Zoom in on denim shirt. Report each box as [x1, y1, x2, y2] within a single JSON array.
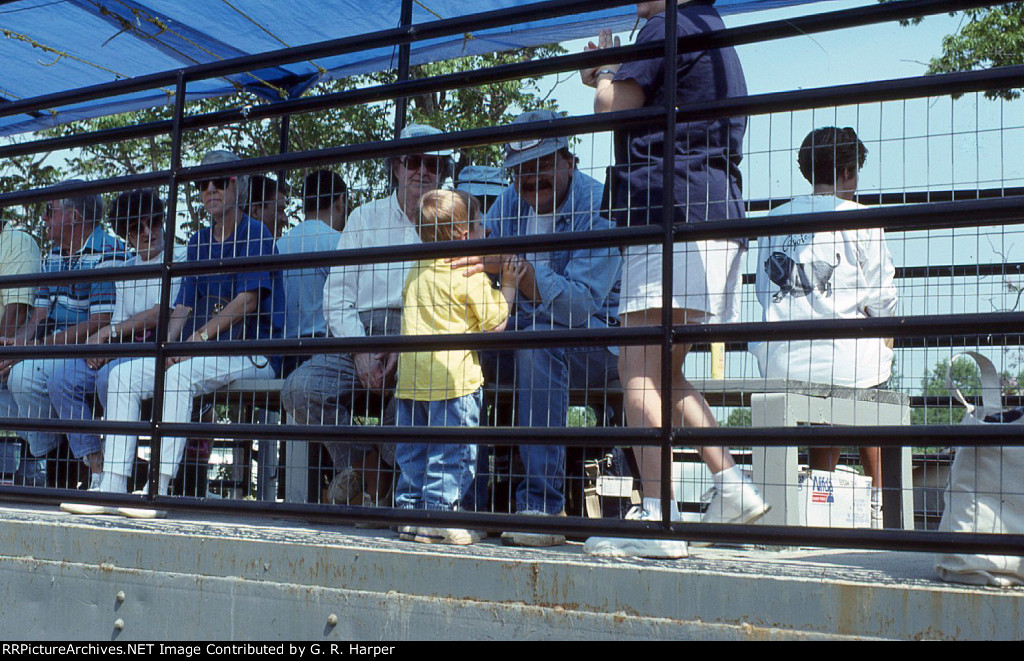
[[485, 170, 621, 329]]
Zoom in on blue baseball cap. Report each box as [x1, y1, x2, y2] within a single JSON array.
[[503, 109, 570, 169], [456, 165, 506, 197]]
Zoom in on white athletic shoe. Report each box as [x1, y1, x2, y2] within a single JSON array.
[[690, 478, 770, 548]]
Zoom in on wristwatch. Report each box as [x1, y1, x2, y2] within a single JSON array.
[[108, 324, 120, 341], [199, 329, 210, 342], [597, 68, 618, 78]]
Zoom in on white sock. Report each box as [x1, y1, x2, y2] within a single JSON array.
[[643, 496, 682, 521], [713, 465, 745, 490]]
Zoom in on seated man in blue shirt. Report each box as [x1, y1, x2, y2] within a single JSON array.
[[0, 180, 126, 483], [87, 151, 285, 510], [458, 110, 622, 546]]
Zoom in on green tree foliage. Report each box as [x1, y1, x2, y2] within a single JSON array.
[[911, 355, 1024, 425], [1, 45, 566, 235], [913, 357, 982, 425], [891, 2, 1024, 100]]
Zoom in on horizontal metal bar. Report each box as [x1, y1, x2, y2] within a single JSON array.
[[677, 195, 1024, 242], [139, 421, 1021, 447], [3, 310, 1020, 361], [674, 310, 1024, 344]]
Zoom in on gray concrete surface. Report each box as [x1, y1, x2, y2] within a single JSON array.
[[0, 504, 1019, 640]]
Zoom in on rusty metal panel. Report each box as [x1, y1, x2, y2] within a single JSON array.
[[0, 505, 1020, 640]]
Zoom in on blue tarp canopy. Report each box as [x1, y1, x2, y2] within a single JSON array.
[[0, 0, 826, 136]]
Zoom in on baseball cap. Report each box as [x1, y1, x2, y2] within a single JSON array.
[[503, 109, 570, 169], [400, 123, 454, 157], [456, 165, 506, 197]]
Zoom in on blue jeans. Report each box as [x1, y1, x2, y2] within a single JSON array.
[[480, 318, 619, 515], [46, 357, 134, 458], [394, 389, 481, 511]]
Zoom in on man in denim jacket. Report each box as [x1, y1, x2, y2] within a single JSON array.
[[476, 110, 621, 546]]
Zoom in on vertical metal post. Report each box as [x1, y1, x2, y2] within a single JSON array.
[[148, 70, 188, 501], [393, 0, 414, 137], [661, 0, 678, 528]]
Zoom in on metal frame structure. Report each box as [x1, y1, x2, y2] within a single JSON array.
[[0, 0, 1022, 555]]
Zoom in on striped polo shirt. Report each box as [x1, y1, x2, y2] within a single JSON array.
[[34, 225, 127, 332]]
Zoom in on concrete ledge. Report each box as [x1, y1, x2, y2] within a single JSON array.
[[0, 504, 1020, 640]]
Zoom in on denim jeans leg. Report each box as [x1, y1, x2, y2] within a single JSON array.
[[515, 344, 569, 515], [422, 391, 480, 511], [7, 359, 63, 456], [394, 399, 427, 509], [47, 359, 102, 458]]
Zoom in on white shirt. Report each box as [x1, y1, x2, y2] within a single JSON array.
[[524, 209, 556, 268], [0, 225, 41, 319], [112, 246, 186, 325], [323, 193, 421, 338], [752, 195, 898, 388]]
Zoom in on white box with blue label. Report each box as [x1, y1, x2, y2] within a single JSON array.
[[797, 469, 873, 528]]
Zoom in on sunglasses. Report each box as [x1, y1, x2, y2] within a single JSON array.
[[193, 177, 235, 192], [399, 155, 446, 174]]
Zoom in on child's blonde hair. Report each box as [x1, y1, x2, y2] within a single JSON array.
[[417, 189, 481, 243]]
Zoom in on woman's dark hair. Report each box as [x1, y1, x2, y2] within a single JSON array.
[[797, 126, 868, 186]]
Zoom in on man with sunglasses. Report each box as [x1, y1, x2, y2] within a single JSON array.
[[85, 151, 285, 506], [0, 180, 126, 484], [282, 123, 453, 506], [460, 109, 621, 546]]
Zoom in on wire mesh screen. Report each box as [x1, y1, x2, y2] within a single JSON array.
[[0, 0, 1021, 565]]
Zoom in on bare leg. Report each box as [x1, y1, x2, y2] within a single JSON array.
[[809, 447, 843, 472], [859, 447, 882, 488], [809, 447, 882, 489], [85, 450, 103, 475], [620, 309, 736, 500]]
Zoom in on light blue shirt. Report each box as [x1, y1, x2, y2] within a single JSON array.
[[485, 170, 621, 329], [276, 218, 341, 338]]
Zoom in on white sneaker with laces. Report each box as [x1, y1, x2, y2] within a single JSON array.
[[583, 506, 688, 559], [700, 479, 770, 526], [691, 478, 770, 548]]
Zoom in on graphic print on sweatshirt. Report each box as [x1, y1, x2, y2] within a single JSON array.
[[763, 234, 841, 303]]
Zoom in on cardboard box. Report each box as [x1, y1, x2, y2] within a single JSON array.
[[798, 469, 873, 528]]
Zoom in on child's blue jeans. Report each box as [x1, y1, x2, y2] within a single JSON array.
[[394, 389, 481, 511]]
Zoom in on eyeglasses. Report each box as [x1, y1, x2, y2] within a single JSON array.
[[399, 155, 446, 174], [506, 138, 543, 152], [193, 177, 235, 192]]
